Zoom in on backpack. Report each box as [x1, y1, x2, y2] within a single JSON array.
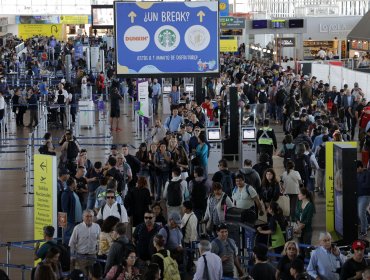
[[276, 89, 286, 106], [293, 155, 310, 186], [190, 178, 207, 210], [101, 203, 122, 217], [283, 144, 296, 167], [258, 90, 267, 103], [154, 250, 181, 280], [38, 144, 56, 156], [317, 145, 326, 169], [66, 141, 79, 160], [167, 180, 182, 207], [220, 170, 233, 198]]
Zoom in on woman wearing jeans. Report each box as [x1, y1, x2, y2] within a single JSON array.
[[154, 143, 171, 201]]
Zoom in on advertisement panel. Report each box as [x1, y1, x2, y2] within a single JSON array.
[[34, 154, 57, 242], [220, 39, 238, 52], [60, 15, 89, 24], [220, 17, 245, 29], [18, 24, 62, 40], [219, 0, 229, 17], [138, 80, 150, 118], [325, 141, 356, 239], [115, 1, 219, 77], [91, 5, 114, 29]]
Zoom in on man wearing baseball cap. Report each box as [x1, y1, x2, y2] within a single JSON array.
[[340, 240, 367, 280]]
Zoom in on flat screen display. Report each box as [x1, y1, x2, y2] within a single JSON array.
[[289, 19, 304, 28], [92, 5, 114, 28], [185, 85, 194, 92], [271, 20, 286, 28], [207, 128, 221, 142], [252, 20, 267, 29], [242, 128, 256, 140], [163, 85, 172, 93]]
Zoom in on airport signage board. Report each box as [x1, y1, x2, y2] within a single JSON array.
[[114, 1, 219, 77]]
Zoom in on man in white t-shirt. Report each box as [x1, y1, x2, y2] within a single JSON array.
[[231, 174, 264, 216], [317, 48, 326, 60]]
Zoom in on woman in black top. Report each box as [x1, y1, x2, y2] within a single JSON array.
[[276, 241, 302, 280], [136, 142, 150, 178], [152, 202, 166, 226], [261, 168, 281, 207]]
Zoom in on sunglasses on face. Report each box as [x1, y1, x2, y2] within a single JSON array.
[[144, 216, 153, 220], [106, 196, 115, 199]]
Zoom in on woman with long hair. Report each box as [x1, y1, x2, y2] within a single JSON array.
[[151, 202, 166, 227], [276, 241, 301, 280], [98, 215, 120, 264], [195, 133, 209, 176], [295, 187, 315, 244], [261, 168, 281, 207], [256, 201, 287, 253], [154, 142, 171, 201], [136, 142, 150, 179], [34, 247, 62, 280], [203, 182, 233, 235], [174, 145, 189, 180], [105, 249, 140, 280], [124, 176, 152, 227], [148, 143, 159, 199], [281, 160, 302, 221]]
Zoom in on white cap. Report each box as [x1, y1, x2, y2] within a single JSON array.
[[61, 79, 66, 84]]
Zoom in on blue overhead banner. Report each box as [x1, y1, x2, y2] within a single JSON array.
[[219, 0, 229, 17], [114, 1, 219, 77]]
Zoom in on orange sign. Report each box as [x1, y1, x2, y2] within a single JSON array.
[[58, 212, 67, 228]]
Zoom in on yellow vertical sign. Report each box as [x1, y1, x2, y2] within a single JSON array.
[[34, 154, 57, 242], [325, 141, 357, 239]]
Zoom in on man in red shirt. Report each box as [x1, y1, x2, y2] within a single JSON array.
[[201, 96, 214, 124]]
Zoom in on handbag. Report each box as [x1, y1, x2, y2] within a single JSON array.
[[276, 195, 290, 217], [191, 155, 200, 166], [285, 224, 294, 241]]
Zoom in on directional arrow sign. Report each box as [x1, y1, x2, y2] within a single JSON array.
[[197, 10, 205, 23], [128, 11, 137, 24], [40, 176, 46, 182], [40, 162, 47, 171]]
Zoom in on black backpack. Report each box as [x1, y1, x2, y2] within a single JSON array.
[[294, 155, 310, 186], [283, 144, 296, 167], [167, 180, 182, 207], [67, 141, 79, 160], [38, 144, 56, 156], [317, 145, 326, 169], [190, 178, 207, 210], [258, 90, 267, 103], [276, 89, 287, 106], [220, 170, 233, 198]]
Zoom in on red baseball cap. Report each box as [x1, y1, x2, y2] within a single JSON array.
[[352, 240, 366, 250]]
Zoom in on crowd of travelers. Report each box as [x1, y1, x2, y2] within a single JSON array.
[[1, 35, 370, 280]]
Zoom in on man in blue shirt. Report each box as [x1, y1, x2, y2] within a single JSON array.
[[307, 232, 346, 280], [169, 85, 180, 106], [164, 107, 183, 133], [152, 79, 161, 115]]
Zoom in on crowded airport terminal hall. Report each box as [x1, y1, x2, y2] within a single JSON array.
[[1, 0, 370, 279]]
